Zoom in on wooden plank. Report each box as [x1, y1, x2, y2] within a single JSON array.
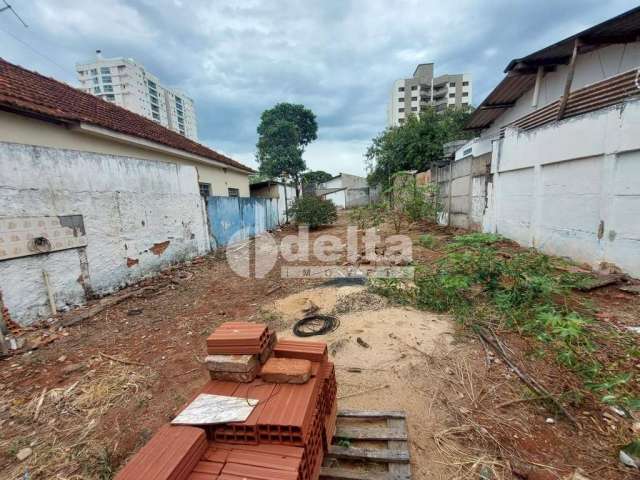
[[334, 426, 408, 441], [327, 445, 409, 463], [337, 410, 406, 419], [320, 467, 395, 480], [388, 418, 411, 480], [557, 38, 580, 120]]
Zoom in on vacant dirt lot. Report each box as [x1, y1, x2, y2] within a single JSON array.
[[1, 214, 638, 479]]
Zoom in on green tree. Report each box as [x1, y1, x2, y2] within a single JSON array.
[[365, 106, 473, 189], [301, 170, 332, 186], [256, 103, 318, 196]]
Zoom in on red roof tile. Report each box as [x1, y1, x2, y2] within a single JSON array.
[[0, 58, 254, 173]]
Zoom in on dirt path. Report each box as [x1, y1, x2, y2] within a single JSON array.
[[0, 213, 638, 479]]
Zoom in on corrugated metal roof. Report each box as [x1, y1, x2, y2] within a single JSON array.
[[466, 6, 640, 130], [505, 6, 640, 72]]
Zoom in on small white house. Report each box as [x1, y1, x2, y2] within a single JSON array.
[[249, 180, 296, 224], [317, 173, 371, 209], [0, 58, 253, 324], [463, 6, 640, 277]]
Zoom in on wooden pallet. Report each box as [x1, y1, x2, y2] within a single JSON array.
[[320, 410, 411, 480]]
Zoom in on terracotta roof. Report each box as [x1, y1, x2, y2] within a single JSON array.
[[0, 58, 254, 173]]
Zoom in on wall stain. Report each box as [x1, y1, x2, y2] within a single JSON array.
[[126, 257, 139, 268], [150, 241, 170, 256]]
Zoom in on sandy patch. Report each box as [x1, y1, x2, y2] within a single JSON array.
[[275, 296, 463, 479], [270, 285, 365, 322]]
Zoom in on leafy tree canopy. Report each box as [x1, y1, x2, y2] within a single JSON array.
[[256, 103, 318, 193], [301, 170, 333, 186], [365, 106, 474, 188]]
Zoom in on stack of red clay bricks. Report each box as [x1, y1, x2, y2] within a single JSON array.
[[115, 322, 337, 480]]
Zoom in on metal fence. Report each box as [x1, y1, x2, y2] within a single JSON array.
[[206, 196, 279, 248]]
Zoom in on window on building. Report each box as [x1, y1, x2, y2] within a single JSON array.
[[102, 76, 112, 83], [449, 82, 456, 87], [118, 65, 126, 72], [152, 112, 160, 120], [462, 92, 469, 97], [398, 86, 404, 92], [100, 67, 110, 74], [397, 97, 404, 102], [103, 85, 113, 92], [90, 68, 97, 75], [462, 81, 469, 86], [228, 188, 240, 197], [449, 93, 456, 98], [105, 94, 115, 101], [411, 107, 417, 111], [462, 102, 469, 106], [398, 118, 405, 124], [93, 77, 99, 85], [199, 183, 211, 197], [398, 108, 404, 113], [411, 96, 417, 101], [93, 86, 101, 93]]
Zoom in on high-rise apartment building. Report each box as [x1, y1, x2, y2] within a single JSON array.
[[387, 63, 472, 126], [76, 51, 198, 140]]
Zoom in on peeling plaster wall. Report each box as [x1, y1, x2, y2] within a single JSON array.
[[0, 141, 210, 324], [0, 111, 251, 197], [483, 100, 640, 277]]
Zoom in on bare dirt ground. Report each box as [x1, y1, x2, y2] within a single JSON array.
[[1, 213, 639, 479]]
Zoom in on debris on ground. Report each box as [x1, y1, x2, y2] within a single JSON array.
[[1, 213, 638, 479], [332, 289, 388, 314], [620, 440, 640, 469]]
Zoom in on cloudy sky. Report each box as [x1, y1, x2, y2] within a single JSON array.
[[1, 1, 636, 174]]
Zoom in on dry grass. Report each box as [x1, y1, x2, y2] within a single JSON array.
[[0, 361, 154, 480], [433, 425, 508, 479]]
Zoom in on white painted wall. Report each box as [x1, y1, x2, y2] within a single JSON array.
[[0, 141, 210, 324], [324, 190, 346, 209], [276, 183, 296, 224], [483, 100, 640, 276]]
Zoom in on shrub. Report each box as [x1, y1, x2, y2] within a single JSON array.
[[348, 204, 385, 230], [288, 195, 337, 229], [418, 234, 437, 249]]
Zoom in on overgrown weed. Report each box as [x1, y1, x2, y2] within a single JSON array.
[[370, 233, 639, 410]]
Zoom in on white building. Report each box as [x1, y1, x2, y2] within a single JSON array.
[[460, 6, 640, 277], [76, 51, 198, 140], [316, 173, 373, 209], [388, 63, 472, 126], [0, 57, 253, 324]]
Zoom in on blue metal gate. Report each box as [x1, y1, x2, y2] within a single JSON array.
[[206, 196, 279, 248]]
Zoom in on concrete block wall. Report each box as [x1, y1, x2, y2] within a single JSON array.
[[483, 100, 640, 277], [0, 142, 210, 324], [433, 153, 490, 230]]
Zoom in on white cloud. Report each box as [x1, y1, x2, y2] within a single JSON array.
[[3, 0, 637, 175]]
